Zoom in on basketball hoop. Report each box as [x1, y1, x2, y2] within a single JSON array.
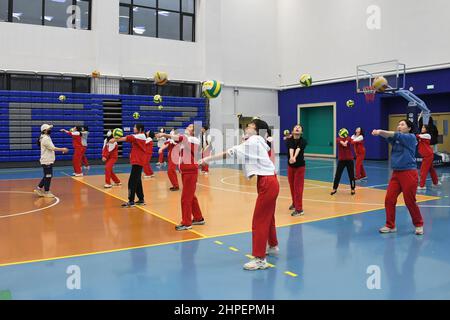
[[363, 86, 376, 103]]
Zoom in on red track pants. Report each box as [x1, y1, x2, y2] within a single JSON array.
[[143, 154, 154, 176], [105, 158, 120, 185], [73, 147, 85, 174], [181, 172, 203, 226], [168, 160, 179, 188], [201, 149, 211, 172], [419, 155, 438, 187], [355, 152, 366, 180], [252, 175, 280, 258], [385, 170, 423, 229], [158, 152, 165, 164], [287, 166, 305, 211]]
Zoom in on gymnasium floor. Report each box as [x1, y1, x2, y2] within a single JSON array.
[[1, 157, 450, 300]]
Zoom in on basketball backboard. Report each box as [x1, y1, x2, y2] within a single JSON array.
[[356, 60, 406, 94]]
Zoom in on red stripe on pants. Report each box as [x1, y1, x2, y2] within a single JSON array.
[[73, 147, 84, 174], [420, 155, 438, 187], [158, 152, 164, 163], [385, 170, 423, 229], [143, 154, 154, 176], [201, 149, 211, 172], [181, 172, 203, 226], [252, 175, 280, 258], [105, 158, 120, 184], [167, 160, 179, 188], [355, 152, 366, 179], [287, 166, 305, 211], [81, 147, 89, 166]]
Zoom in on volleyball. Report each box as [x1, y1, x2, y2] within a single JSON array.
[[346, 100, 355, 108], [154, 71, 168, 86], [202, 80, 222, 99], [133, 112, 140, 119], [299, 74, 313, 87], [373, 76, 389, 93], [158, 105, 164, 110], [92, 70, 101, 78], [283, 130, 290, 136], [58, 95, 66, 102], [153, 95, 162, 104], [112, 128, 123, 138], [339, 128, 349, 138]]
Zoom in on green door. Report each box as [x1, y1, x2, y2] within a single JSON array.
[[299, 105, 334, 156]]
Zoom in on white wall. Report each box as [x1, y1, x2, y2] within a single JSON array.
[[278, 0, 450, 86]]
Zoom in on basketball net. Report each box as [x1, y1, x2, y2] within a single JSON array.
[[363, 86, 376, 103]]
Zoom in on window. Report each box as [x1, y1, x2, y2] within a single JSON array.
[[2, 0, 91, 29], [120, 0, 195, 42], [3, 74, 90, 93], [120, 79, 198, 97]]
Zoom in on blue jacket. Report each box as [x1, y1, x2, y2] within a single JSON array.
[[386, 132, 417, 171]]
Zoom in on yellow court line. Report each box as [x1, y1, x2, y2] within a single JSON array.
[[214, 241, 224, 245], [0, 236, 202, 268], [229, 246, 239, 252], [70, 176, 207, 238], [267, 262, 275, 268], [245, 254, 254, 259], [285, 271, 298, 277]]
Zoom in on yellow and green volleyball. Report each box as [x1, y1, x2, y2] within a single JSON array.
[[154, 71, 168, 86], [133, 112, 140, 120], [58, 95, 66, 102], [202, 80, 222, 99], [113, 128, 124, 138], [339, 128, 349, 138], [158, 105, 164, 110], [153, 94, 162, 104], [299, 74, 313, 87], [346, 100, 355, 108], [283, 130, 290, 136], [373, 76, 389, 93]]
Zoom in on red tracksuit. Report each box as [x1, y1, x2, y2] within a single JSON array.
[[178, 135, 203, 227], [143, 138, 154, 176], [286, 137, 307, 212], [66, 131, 84, 174], [351, 135, 366, 180], [102, 139, 120, 185], [417, 134, 438, 187], [166, 140, 180, 188]]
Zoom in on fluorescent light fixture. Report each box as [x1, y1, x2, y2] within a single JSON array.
[[44, 16, 54, 21], [12, 12, 23, 20], [119, 16, 130, 19], [133, 26, 146, 34], [158, 11, 170, 16]]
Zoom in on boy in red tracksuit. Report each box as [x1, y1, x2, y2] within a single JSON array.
[[61, 126, 84, 177], [351, 127, 367, 181], [331, 129, 356, 195], [159, 133, 180, 191], [143, 131, 155, 179], [115, 124, 147, 208], [200, 119, 279, 271], [102, 130, 121, 188], [417, 125, 439, 190], [157, 124, 204, 230], [372, 119, 424, 235]]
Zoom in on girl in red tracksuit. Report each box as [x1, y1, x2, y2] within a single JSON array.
[[200, 119, 279, 271], [157, 124, 204, 231], [143, 131, 155, 179], [102, 130, 121, 188], [331, 130, 356, 195], [286, 125, 307, 217], [417, 125, 439, 190], [61, 126, 85, 176], [351, 127, 367, 181]]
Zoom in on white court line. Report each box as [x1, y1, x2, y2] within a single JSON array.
[[219, 174, 327, 190], [0, 191, 60, 218]]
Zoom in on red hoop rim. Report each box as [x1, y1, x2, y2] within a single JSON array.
[[363, 86, 376, 103]]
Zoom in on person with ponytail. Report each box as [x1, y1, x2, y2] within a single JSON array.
[[60, 126, 84, 177], [416, 124, 440, 191], [102, 130, 121, 188], [351, 127, 367, 181]]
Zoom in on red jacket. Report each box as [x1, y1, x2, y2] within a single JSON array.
[[102, 139, 118, 160], [351, 135, 366, 156], [126, 134, 147, 166], [67, 131, 83, 149], [337, 137, 354, 161], [417, 134, 434, 158], [178, 135, 200, 173]]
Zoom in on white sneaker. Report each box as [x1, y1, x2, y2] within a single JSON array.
[[266, 246, 280, 256], [415, 226, 424, 235], [143, 175, 151, 179], [43, 192, 55, 198], [244, 258, 270, 271], [73, 173, 83, 177], [34, 188, 44, 197], [113, 182, 122, 187], [104, 184, 113, 189], [432, 182, 442, 188], [417, 186, 427, 191], [84, 166, 90, 170], [379, 226, 397, 233]]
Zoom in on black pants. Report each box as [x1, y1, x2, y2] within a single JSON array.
[[128, 165, 144, 203], [38, 164, 53, 192], [333, 160, 356, 190]]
